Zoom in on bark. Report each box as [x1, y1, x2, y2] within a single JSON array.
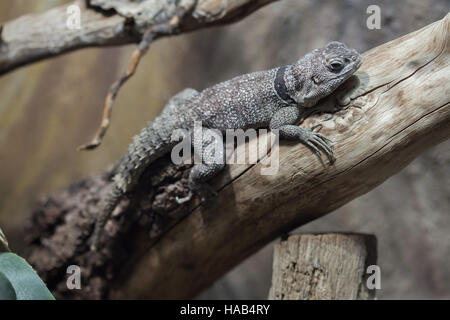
[[23, 14, 449, 299], [0, 0, 277, 76], [268, 233, 377, 300]]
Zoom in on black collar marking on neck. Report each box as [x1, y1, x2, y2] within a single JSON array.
[[274, 66, 296, 105]]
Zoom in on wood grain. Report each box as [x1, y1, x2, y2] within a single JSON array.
[[268, 233, 377, 300]]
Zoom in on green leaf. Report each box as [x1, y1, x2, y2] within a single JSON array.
[[0, 253, 55, 300], [0, 270, 16, 300]]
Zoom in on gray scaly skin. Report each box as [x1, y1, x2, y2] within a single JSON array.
[[90, 41, 362, 250]]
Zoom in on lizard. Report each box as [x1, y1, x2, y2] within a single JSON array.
[[90, 41, 362, 251]]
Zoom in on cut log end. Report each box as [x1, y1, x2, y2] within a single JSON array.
[[268, 233, 377, 300]]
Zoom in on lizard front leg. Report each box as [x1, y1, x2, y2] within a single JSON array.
[[269, 106, 335, 164]]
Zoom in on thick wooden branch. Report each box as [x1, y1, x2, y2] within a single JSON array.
[[0, 0, 276, 76], [24, 14, 449, 299], [268, 233, 377, 300]]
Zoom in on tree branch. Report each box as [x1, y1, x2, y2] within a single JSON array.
[[23, 14, 449, 299], [0, 0, 277, 76]]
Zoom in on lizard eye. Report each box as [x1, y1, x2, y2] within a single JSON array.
[[327, 58, 344, 71]]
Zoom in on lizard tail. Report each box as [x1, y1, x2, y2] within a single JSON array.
[[90, 185, 122, 251], [89, 121, 174, 251], [90, 112, 193, 251]]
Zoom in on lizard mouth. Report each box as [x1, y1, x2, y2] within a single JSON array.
[[356, 58, 363, 69], [337, 59, 362, 80]]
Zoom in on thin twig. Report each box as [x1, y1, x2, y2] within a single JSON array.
[[0, 227, 10, 253], [77, 14, 182, 151], [0, 25, 4, 47]]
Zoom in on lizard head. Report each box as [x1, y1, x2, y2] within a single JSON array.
[[293, 41, 362, 107]]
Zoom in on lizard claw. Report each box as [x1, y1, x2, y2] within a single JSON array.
[[300, 130, 335, 164], [175, 191, 193, 205]]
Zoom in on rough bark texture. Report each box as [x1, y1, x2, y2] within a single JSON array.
[[268, 233, 377, 300], [0, 0, 276, 76], [21, 14, 450, 299], [25, 156, 194, 299]]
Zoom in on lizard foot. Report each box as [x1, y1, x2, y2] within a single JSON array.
[[175, 183, 218, 204], [299, 129, 335, 164], [193, 183, 218, 203]]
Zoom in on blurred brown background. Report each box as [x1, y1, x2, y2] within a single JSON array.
[[0, 0, 449, 299]]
